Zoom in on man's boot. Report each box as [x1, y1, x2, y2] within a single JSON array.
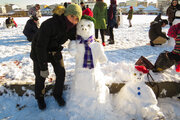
[[53, 95, 66, 106], [37, 97, 46, 110], [109, 39, 114, 44]]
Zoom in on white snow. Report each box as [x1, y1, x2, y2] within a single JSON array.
[[0, 15, 180, 120]]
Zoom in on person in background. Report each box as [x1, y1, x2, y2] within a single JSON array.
[[80, 2, 86, 11], [5, 16, 13, 28], [93, 0, 107, 46], [64, 2, 68, 8], [154, 13, 162, 22], [82, 6, 93, 17], [127, 6, 133, 27], [52, 5, 65, 16], [11, 18, 17, 28], [166, 0, 180, 26], [28, 4, 42, 28], [107, 0, 117, 44], [30, 3, 82, 110], [167, 23, 180, 72], [23, 16, 38, 42], [149, 19, 169, 46]]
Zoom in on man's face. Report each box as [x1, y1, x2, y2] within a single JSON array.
[[80, 3, 84, 7], [36, 6, 40, 10], [66, 15, 79, 25], [172, 1, 178, 6]]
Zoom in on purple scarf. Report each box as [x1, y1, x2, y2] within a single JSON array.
[[78, 35, 94, 69]]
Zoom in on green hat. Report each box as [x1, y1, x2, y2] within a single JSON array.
[[64, 3, 82, 21]]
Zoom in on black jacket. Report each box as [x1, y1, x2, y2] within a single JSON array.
[[30, 14, 76, 71], [23, 19, 38, 42], [149, 21, 168, 41], [108, 4, 117, 28], [166, 2, 180, 24]]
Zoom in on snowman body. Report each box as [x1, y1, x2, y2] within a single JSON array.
[[69, 19, 108, 97], [115, 72, 164, 119]]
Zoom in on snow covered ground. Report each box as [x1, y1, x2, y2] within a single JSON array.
[[0, 15, 179, 120]]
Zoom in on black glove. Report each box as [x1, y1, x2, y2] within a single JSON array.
[[167, 37, 170, 40]]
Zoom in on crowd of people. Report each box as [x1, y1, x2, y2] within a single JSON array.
[[2, 0, 179, 110], [5, 16, 17, 28]]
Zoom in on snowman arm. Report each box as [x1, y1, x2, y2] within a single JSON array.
[[97, 44, 108, 63], [68, 40, 77, 56]]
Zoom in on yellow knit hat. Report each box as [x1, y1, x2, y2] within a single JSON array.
[[52, 5, 65, 16]]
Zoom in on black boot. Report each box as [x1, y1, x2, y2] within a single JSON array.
[[108, 39, 111, 42], [109, 40, 114, 44], [150, 41, 155, 46], [37, 97, 46, 110], [54, 96, 66, 106]]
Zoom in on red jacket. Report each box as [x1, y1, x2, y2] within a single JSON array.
[[167, 23, 180, 55]]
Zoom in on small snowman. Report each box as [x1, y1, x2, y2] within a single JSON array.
[[115, 66, 165, 120], [169, 10, 180, 46], [68, 8, 108, 100]]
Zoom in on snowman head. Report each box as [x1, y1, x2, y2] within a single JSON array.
[[134, 66, 149, 82], [77, 8, 95, 39], [77, 19, 94, 39]]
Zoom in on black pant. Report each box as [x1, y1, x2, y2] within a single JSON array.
[[33, 52, 65, 99], [109, 27, 114, 41], [95, 29, 105, 43]]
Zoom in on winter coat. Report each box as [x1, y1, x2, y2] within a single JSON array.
[[28, 7, 42, 18], [93, 1, 107, 29], [30, 14, 76, 71], [149, 21, 168, 41], [108, 4, 117, 28], [166, 2, 180, 24], [167, 23, 180, 55], [23, 19, 38, 42], [154, 13, 162, 22], [5, 18, 13, 28], [82, 6, 86, 11], [5, 18, 12, 24], [12, 20, 17, 27], [127, 9, 133, 20]]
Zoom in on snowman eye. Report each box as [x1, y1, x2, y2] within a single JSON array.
[[81, 25, 83, 27], [88, 24, 91, 27]]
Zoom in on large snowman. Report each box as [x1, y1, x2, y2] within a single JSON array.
[[115, 66, 165, 120], [168, 10, 180, 46], [69, 8, 109, 100], [68, 8, 111, 119]]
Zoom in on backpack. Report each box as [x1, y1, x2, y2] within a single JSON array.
[[153, 51, 175, 72], [135, 56, 154, 70]]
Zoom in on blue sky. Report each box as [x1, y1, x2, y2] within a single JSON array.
[[0, 0, 156, 9]]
